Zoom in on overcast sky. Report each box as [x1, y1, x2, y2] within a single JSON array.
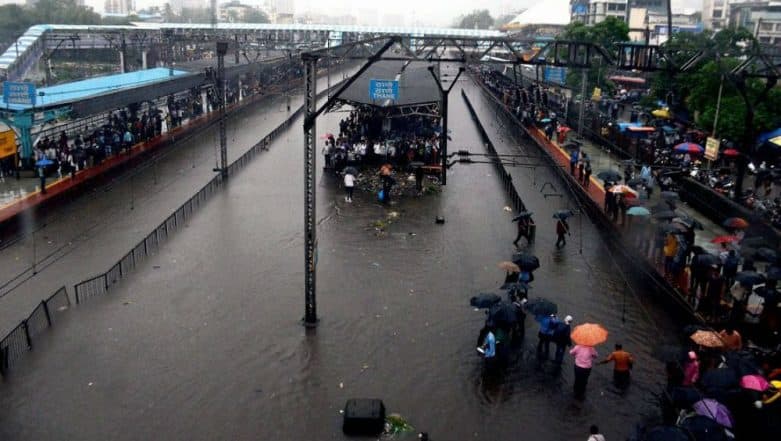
[[84, 0, 704, 27]]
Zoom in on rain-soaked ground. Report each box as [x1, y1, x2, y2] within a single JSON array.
[[0, 75, 681, 440]]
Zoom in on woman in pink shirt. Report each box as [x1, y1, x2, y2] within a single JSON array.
[[570, 344, 598, 399], [683, 351, 700, 386]]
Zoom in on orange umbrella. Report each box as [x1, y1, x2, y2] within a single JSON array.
[[690, 330, 724, 348], [610, 184, 639, 198], [571, 323, 609, 346], [498, 261, 521, 273]]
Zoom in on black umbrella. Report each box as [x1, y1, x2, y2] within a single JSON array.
[[741, 236, 767, 248], [683, 324, 707, 336], [511, 211, 533, 222], [668, 386, 703, 408], [343, 166, 358, 176], [525, 297, 558, 318], [653, 210, 680, 220], [663, 223, 688, 234], [642, 425, 692, 441], [735, 271, 766, 286], [501, 282, 530, 299], [692, 253, 720, 267], [650, 202, 672, 213], [553, 209, 574, 220], [678, 415, 729, 441], [766, 266, 781, 280], [660, 191, 680, 201], [700, 368, 739, 400], [723, 351, 761, 377], [512, 252, 540, 271], [753, 247, 778, 263], [470, 293, 502, 309], [597, 170, 622, 182], [673, 216, 704, 230], [626, 177, 644, 187], [487, 301, 521, 327]]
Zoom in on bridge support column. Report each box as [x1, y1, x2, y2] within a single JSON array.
[[119, 51, 126, 74], [238, 79, 243, 101], [142, 50, 148, 70], [302, 53, 319, 327], [202, 89, 209, 114]]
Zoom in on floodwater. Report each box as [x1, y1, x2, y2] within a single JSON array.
[[0, 74, 681, 440], [0, 64, 357, 336]]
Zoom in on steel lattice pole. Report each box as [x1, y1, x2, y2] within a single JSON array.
[[217, 41, 228, 179], [303, 54, 318, 327]]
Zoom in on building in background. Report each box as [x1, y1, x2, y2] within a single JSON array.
[[702, 0, 729, 29], [272, 0, 294, 23], [170, 0, 205, 15], [104, 0, 134, 15], [219, 1, 252, 21], [588, 0, 629, 23], [702, 0, 781, 45], [729, 1, 781, 44]]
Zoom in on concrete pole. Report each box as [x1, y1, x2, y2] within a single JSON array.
[[142, 50, 148, 70], [201, 89, 209, 114]]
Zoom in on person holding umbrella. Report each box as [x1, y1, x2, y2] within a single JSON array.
[[570, 323, 608, 399], [512, 212, 535, 247], [556, 217, 570, 248], [599, 343, 634, 389], [553, 315, 573, 365], [537, 314, 559, 361]]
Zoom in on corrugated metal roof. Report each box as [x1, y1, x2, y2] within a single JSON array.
[[0, 67, 190, 111]]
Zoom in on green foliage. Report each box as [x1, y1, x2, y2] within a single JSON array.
[[646, 28, 781, 142], [561, 17, 629, 51], [559, 18, 629, 93], [242, 9, 270, 24], [454, 9, 494, 30], [0, 0, 102, 49]]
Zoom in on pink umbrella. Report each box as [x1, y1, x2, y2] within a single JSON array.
[[740, 374, 770, 392]]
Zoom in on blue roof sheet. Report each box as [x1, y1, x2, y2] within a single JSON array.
[[1, 68, 190, 111]]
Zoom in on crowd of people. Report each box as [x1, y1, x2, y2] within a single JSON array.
[[21, 61, 302, 193], [473, 64, 781, 439], [324, 107, 444, 203]]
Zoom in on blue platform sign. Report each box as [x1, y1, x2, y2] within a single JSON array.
[[3, 82, 36, 106], [369, 79, 399, 101], [543, 67, 567, 86]]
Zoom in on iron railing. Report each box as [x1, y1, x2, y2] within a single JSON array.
[[0, 286, 70, 377]]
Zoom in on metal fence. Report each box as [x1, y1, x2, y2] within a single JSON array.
[[0, 76, 346, 378], [72, 78, 342, 304], [461, 89, 527, 214], [0, 287, 71, 377]]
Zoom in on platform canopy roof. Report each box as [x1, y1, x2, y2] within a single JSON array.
[[337, 60, 441, 108], [1, 68, 191, 112], [503, 0, 571, 28]]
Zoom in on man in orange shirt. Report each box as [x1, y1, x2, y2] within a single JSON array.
[[599, 343, 634, 389]]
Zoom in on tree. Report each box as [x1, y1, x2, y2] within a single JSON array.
[[242, 9, 270, 24], [455, 9, 494, 30], [560, 17, 630, 93]]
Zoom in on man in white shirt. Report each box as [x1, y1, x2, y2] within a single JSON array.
[[344, 172, 355, 203]]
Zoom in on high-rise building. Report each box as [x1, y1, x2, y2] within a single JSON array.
[[170, 0, 206, 14], [104, 0, 134, 15], [588, 0, 629, 23]]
